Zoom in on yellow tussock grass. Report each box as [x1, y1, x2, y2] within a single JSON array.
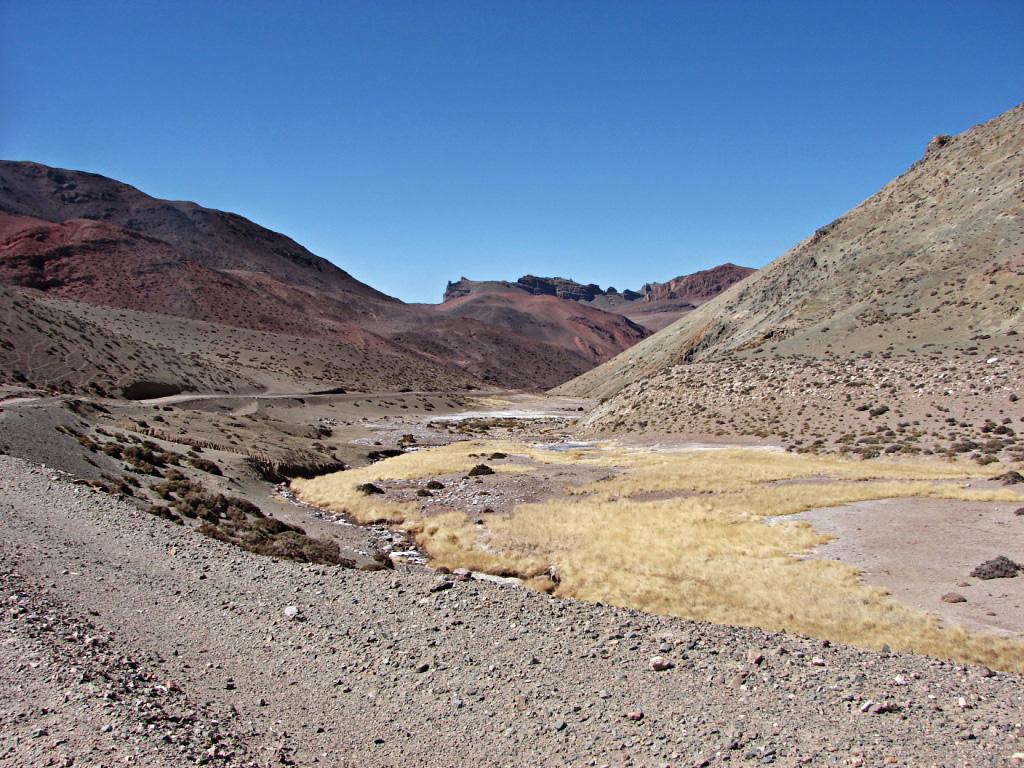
[[293, 441, 1024, 670]]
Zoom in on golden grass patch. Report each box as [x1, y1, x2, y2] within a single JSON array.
[[563, 445, 1006, 497], [292, 441, 1024, 670], [489, 486, 1024, 668], [405, 511, 549, 579], [291, 440, 533, 523]]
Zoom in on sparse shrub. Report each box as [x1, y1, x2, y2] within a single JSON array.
[[147, 504, 182, 524], [951, 440, 979, 453], [188, 456, 222, 475], [197, 517, 358, 566], [970, 556, 1021, 580]]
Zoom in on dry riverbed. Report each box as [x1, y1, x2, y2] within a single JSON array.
[[4, 454, 1024, 767], [293, 440, 1024, 671], [3, 390, 1024, 766]]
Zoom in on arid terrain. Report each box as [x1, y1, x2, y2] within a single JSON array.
[[443, 263, 755, 332], [2, 388, 1023, 767], [2, 102, 1024, 767], [0, 161, 658, 390], [4, 450, 1024, 768]]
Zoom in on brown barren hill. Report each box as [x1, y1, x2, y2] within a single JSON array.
[[0, 161, 659, 389], [588, 263, 755, 331], [443, 263, 755, 334], [557, 101, 1024, 401]]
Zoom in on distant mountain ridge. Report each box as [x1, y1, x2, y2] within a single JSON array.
[[443, 263, 754, 331], [516, 275, 612, 302], [633, 263, 756, 304]]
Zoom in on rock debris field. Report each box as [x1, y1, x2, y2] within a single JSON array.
[[2, 455, 1024, 767]]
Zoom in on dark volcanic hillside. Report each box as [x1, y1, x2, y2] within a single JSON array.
[[0, 162, 401, 336], [0, 211, 390, 332], [0, 161, 651, 390]]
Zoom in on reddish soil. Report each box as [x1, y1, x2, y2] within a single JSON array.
[[434, 290, 649, 365], [0, 162, 652, 389]]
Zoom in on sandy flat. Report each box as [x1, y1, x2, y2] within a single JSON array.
[[797, 489, 1024, 636]]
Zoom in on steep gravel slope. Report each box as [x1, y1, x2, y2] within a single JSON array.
[[2, 455, 1023, 767], [558, 102, 1024, 400]]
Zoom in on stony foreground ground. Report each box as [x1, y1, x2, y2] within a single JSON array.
[[2, 454, 1023, 768]]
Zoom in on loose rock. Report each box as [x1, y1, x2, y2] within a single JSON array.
[[970, 556, 1021, 580], [649, 655, 673, 671]]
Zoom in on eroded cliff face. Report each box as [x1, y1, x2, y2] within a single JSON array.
[[637, 263, 756, 304]]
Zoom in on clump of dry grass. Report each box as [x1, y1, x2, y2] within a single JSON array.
[[292, 440, 1024, 670], [404, 512, 549, 579]]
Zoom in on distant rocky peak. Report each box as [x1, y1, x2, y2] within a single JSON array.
[[516, 275, 605, 302], [443, 263, 754, 305], [638, 263, 755, 303], [443, 277, 473, 301], [442, 276, 523, 302]]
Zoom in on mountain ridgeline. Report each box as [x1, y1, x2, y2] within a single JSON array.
[[444, 263, 755, 332], [557, 102, 1024, 401], [0, 161, 663, 391]]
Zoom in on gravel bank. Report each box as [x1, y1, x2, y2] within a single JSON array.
[[2, 455, 1023, 767]]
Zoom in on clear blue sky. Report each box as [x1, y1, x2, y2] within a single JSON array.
[[2, 1, 1022, 303]]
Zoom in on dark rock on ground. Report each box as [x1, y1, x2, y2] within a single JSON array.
[[970, 556, 1022, 580]]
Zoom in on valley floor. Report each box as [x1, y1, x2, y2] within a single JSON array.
[[3, 454, 1024, 767], [1, 381, 1023, 766]]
